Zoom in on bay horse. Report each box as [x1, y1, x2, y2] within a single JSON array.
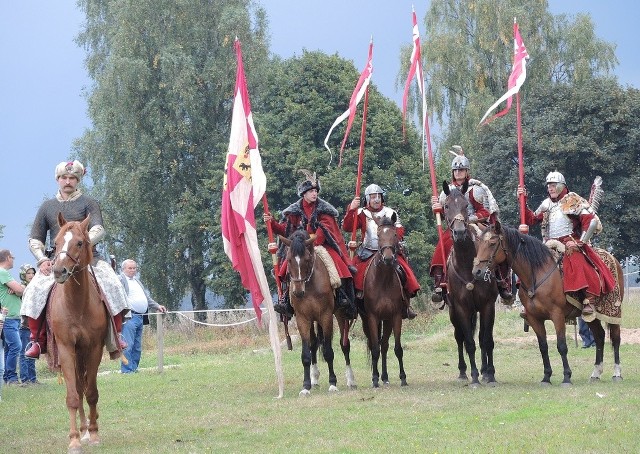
[[360, 213, 407, 387], [442, 180, 499, 387], [472, 221, 624, 385], [278, 229, 356, 396], [51, 213, 109, 452]]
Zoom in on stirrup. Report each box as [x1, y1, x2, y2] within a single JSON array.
[[431, 287, 443, 303], [582, 303, 594, 316]]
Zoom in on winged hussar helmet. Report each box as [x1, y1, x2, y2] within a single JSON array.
[[296, 169, 321, 197]]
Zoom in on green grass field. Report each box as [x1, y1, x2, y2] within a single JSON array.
[[3, 292, 639, 453]]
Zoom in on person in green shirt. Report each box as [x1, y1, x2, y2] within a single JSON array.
[[0, 249, 25, 384]]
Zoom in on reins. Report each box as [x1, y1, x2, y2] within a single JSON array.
[[288, 248, 316, 284]]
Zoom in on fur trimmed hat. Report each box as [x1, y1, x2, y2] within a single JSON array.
[[55, 160, 86, 182], [296, 169, 321, 196]]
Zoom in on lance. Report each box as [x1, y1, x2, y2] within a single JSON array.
[[422, 98, 448, 272], [516, 92, 528, 234], [262, 194, 292, 350], [348, 79, 370, 260]]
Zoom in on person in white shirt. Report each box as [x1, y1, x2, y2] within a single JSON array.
[[119, 259, 166, 373]]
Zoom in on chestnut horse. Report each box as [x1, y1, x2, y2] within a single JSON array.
[[361, 214, 407, 387], [51, 213, 109, 451], [472, 221, 624, 385], [279, 230, 356, 396], [443, 181, 499, 387]]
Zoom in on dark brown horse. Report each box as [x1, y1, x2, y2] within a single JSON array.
[[360, 214, 407, 387], [472, 221, 624, 385], [279, 229, 356, 396], [443, 181, 499, 387], [50, 213, 110, 452]]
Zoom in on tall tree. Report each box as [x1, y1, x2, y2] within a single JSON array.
[[75, 0, 268, 312]]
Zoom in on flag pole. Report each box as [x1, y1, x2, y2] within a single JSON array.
[[349, 75, 370, 259], [516, 91, 528, 234]]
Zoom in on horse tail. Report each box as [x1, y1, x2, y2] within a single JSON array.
[[317, 323, 327, 362]]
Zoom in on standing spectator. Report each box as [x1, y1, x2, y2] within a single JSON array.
[[0, 306, 7, 401], [0, 250, 25, 385], [18, 265, 38, 384], [119, 259, 166, 374]]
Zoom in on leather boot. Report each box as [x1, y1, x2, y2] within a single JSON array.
[[24, 316, 45, 359], [431, 267, 447, 308], [273, 282, 294, 318], [582, 298, 594, 316], [403, 303, 417, 320], [336, 278, 357, 319]]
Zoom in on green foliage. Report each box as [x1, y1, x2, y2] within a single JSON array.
[[256, 51, 434, 289], [476, 78, 640, 258], [75, 0, 268, 311]]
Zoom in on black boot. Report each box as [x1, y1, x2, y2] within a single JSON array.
[[336, 278, 357, 319], [273, 282, 294, 318], [403, 303, 417, 320], [431, 267, 447, 309]]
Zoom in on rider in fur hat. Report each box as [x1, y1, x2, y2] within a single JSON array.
[[264, 170, 357, 319]]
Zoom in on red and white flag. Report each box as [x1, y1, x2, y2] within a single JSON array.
[[402, 8, 427, 139], [323, 40, 373, 165], [479, 19, 530, 125], [221, 39, 270, 324]]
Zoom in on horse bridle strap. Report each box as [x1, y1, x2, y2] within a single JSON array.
[[288, 250, 316, 283], [447, 213, 467, 230]]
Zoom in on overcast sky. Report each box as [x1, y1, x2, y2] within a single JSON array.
[[1, 1, 637, 272]]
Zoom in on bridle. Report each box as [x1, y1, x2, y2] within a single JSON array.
[[52, 229, 89, 283], [376, 225, 398, 265], [473, 230, 511, 282], [288, 248, 316, 284]]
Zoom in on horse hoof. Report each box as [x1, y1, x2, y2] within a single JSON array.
[[299, 389, 311, 397], [590, 376, 601, 383], [540, 381, 552, 387], [560, 381, 572, 387], [469, 382, 480, 389], [612, 376, 623, 382], [486, 381, 497, 388], [328, 385, 339, 393], [400, 380, 408, 387]]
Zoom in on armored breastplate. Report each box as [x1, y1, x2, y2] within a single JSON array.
[[362, 207, 396, 250], [547, 202, 574, 239]]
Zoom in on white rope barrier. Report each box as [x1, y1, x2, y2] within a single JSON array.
[[146, 308, 267, 328]]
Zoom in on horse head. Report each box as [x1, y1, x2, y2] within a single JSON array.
[[374, 213, 398, 266], [52, 213, 93, 284], [443, 180, 469, 242], [472, 220, 507, 282], [278, 229, 315, 298]]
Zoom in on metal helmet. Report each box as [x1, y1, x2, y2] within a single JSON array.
[[545, 171, 566, 185], [545, 171, 566, 193], [364, 183, 385, 204], [450, 145, 470, 170]]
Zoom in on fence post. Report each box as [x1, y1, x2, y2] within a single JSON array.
[[156, 312, 164, 373]]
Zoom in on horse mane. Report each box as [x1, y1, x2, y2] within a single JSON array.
[[500, 224, 554, 272], [378, 216, 394, 227], [289, 229, 310, 257]]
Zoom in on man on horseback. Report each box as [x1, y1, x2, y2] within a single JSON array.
[[517, 171, 616, 317], [430, 145, 513, 308], [342, 183, 420, 319], [21, 160, 130, 359], [263, 170, 357, 319]]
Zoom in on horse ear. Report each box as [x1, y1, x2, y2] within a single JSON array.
[[81, 215, 91, 231], [391, 212, 397, 224], [58, 212, 67, 227], [461, 179, 469, 194], [494, 220, 501, 234], [305, 234, 316, 247], [443, 180, 450, 196], [278, 235, 291, 247]]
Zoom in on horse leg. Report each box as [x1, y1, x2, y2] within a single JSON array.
[[57, 347, 82, 452], [528, 319, 554, 385], [452, 324, 468, 381], [321, 322, 338, 393], [380, 321, 392, 385], [310, 324, 320, 387], [367, 317, 381, 388], [478, 307, 496, 385], [588, 320, 606, 382], [392, 316, 407, 386], [337, 316, 357, 389], [84, 346, 103, 445], [553, 323, 572, 386], [610, 323, 623, 381], [462, 314, 480, 387], [299, 337, 313, 397]]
